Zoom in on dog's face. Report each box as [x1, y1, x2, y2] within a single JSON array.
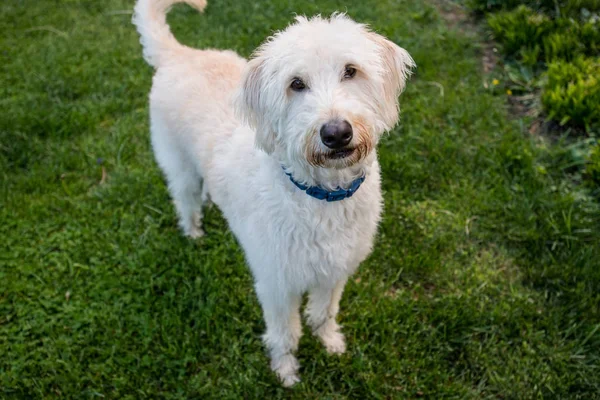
[[236, 14, 414, 171]]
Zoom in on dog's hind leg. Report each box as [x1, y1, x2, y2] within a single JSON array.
[[305, 278, 348, 354], [151, 120, 205, 239], [171, 173, 204, 239], [255, 282, 302, 387]]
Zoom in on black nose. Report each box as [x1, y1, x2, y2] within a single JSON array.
[[320, 120, 353, 149]]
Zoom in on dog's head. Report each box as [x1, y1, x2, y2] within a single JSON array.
[[236, 14, 414, 172]]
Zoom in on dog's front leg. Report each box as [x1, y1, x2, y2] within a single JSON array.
[[305, 278, 348, 355], [255, 283, 302, 387]]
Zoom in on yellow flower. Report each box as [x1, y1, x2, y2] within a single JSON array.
[[506, 89, 512, 95], [492, 79, 500, 85]]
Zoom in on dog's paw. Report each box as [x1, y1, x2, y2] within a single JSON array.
[[320, 330, 346, 355], [281, 373, 301, 388], [272, 354, 300, 388], [184, 226, 204, 239], [312, 321, 347, 355]]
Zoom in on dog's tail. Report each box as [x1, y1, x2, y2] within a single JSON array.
[[132, 0, 207, 68]]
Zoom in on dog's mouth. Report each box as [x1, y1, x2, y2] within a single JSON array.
[[326, 148, 356, 160], [306, 141, 371, 168]]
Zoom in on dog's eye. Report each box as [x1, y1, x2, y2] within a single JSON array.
[[290, 78, 306, 91], [343, 65, 357, 80]]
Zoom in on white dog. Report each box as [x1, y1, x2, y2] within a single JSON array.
[[133, 0, 414, 386]]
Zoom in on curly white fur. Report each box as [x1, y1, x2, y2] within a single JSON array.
[[133, 0, 414, 386]]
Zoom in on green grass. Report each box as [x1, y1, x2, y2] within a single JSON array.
[[1, 0, 599, 398]]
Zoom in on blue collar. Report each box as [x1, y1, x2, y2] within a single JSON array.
[[283, 168, 365, 202]]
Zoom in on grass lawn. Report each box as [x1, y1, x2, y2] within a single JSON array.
[[2, 0, 600, 398]]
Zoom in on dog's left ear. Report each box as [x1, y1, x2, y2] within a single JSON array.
[[368, 32, 415, 128], [235, 57, 277, 154]]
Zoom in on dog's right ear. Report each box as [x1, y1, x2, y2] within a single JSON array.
[[235, 57, 277, 154], [367, 32, 416, 129]]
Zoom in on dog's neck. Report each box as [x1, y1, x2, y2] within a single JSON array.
[[278, 152, 376, 191]]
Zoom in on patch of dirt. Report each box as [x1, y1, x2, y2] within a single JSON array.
[[529, 118, 588, 141], [481, 43, 499, 73], [431, 0, 475, 32], [508, 93, 538, 118], [506, 92, 587, 140], [430, 0, 499, 73], [430, 0, 583, 138]]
